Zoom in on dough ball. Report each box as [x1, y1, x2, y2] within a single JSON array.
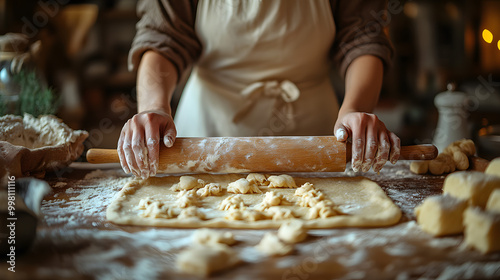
[[255, 232, 293, 256], [277, 219, 308, 243], [268, 175, 297, 188], [410, 161, 429, 175], [218, 195, 246, 211], [171, 176, 205, 191], [443, 171, 500, 208], [486, 189, 500, 213], [452, 151, 469, 171], [176, 244, 239, 276], [414, 194, 468, 236], [458, 139, 476, 157], [246, 173, 269, 185], [227, 178, 262, 194], [463, 207, 500, 254], [192, 228, 236, 246], [429, 154, 455, 175], [197, 183, 223, 197], [485, 157, 500, 177]]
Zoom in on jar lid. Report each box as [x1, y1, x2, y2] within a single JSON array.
[[0, 33, 30, 53], [434, 83, 468, 107]]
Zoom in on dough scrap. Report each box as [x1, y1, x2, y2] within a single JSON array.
[[140, 200, 176, 219], [171, 176, 205, 192], [227, 178, 262, 194], [486, 189, 500, 213], [192, 228, 236, 246], [176, 190, 199, 208], [305, 200, 339, 220], [297, 191, 326, 208], [225, 209, 267, 222], [485, 157, 500, 177], [255, 232, 293, 256], [255, 191, 290, 211], [265, 206, 296, 220], [463, 207, 500, 254], [176, 244, 239, 276], [268, 175, 297, 188], [294, 182, 316, 197], [414, 194, 468, 236], [178, 206, 205, 220], [277, 219, 308, 243], [197, 183, 223, 197], [443, 171, 500, 208], [218, 195, 246, 211], [246, 173, 269, 186]]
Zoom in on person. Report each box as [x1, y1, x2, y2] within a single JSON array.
[[118, 0, 401, 179]]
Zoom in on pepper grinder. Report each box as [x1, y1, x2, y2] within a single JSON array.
[[433, 83, 469, 153]]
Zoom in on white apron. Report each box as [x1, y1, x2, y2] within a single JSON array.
[[175, 0, 338, 137]]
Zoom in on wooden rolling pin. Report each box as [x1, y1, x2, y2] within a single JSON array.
[[86, 136, 438, 173]]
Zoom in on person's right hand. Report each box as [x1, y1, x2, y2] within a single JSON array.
[[117, 110, 176, 179]]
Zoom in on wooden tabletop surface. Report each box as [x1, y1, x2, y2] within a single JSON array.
[[1, 161, 499, 280]]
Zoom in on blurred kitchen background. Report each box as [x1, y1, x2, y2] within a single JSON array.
[[0, 0, 499, 159]]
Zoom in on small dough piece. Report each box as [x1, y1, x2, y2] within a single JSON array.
[[218, 195, 246, 211], [255, 191, 290, 211], [171, 176, 205, 191], [458, 139, 476, 156], [176, 190, 199, 208], [137, 197, 156, 210], [265, 206, 295, 220], [225, 209, 266, 221], [443, 171, 500, 208], [178, 206, 205, 220], [192, 228, 236, 246], [227, 178, 262, 194], [410, 161, 429, 175], [305, 200, 339, 220], [176, 244, 239, 277], [246, 173, 269, 186], [255, 232, 293, 256], [197, 183, 223, 197], [463, 207, 500, 254], [485, 157, 500, 177], [294, 182, 316, 197], [486, 189, 500, 213], [140, 201, 176, 219], [268, 175, 297, 188], [414, 194, 468, 236], [429, 153, 455, 175], [278, 219, 308, 243], [298, 191, 326, 208], [452, 151, 469, 171]]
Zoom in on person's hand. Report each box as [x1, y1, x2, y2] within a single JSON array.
[[118, 110, 176, 179], [334, 112, 400, 173]]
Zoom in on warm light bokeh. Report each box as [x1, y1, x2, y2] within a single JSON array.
[[482, 29, 493, 43]]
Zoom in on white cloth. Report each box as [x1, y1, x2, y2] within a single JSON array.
[[175, 0, 338, 137]]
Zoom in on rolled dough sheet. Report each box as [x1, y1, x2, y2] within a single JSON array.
[[106, 175, 402, 229]]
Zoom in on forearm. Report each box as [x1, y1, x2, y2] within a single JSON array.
[[137, 51, 179, 115], [339, 55, 384, 116]]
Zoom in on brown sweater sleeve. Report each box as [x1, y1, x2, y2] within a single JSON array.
[[128, 0, 201, 79], [331, 0, 394, 79]]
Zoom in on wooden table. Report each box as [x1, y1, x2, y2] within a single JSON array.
[[1, 161, 499, 279]]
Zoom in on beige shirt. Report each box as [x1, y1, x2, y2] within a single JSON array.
[[129, 0, 394, 137]]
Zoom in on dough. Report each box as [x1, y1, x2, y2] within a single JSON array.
[[255, 191, 290, 211], [107, 175, 402, 229], [192, 228, 236, 246], [410, 161, 429, 175], [139, 199, 176, 219], [176, 191, 199, 208], [414, 194, 468, 236], [227, 178, 262, 194], [485, 157, 500, 177], [176, 244, 239, 276], [486, 189, 500, 213], [443, 171, 500, 208], [463, 207, 500, 254], [246, 173, 269, 185], [197, 183, 223, 197], [171, 176, 205, 191], [255, 232, 293, 256], [268, 175, 297, 188], [277, 219, 308, 243], [429, 154, 455, 175]]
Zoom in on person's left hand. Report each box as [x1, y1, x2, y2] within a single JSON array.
[[334, 112, 400, 173]]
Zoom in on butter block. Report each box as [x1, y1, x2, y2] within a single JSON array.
[[443, 171, 500, 208], [414, 194, 468, 236], [463, 207, 500, 254], [485, 157, 500, 177], [486, 189, 500, 213]]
